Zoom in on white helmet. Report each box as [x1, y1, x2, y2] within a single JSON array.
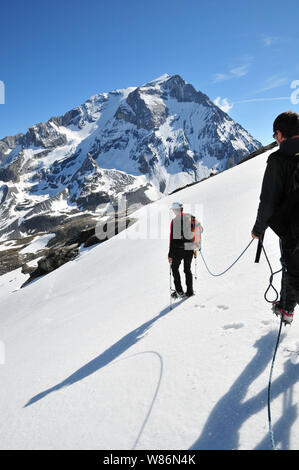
[[171, 202, 183, 210]]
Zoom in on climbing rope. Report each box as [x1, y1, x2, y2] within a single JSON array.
[[260, 239, 286, 451], [261, 243, 282, 304], [267, 314, 284, 450], [169, 238, 254, 309], [200, 238, 254, 277]]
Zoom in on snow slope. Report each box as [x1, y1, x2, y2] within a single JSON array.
[[0, 149, 298, 450]]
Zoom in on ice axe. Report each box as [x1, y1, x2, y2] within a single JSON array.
[[254, 232, 265, 263]]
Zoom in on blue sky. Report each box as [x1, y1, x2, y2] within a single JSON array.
[[0, 0, 299, 145]]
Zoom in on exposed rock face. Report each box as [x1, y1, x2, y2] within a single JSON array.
[[19, 213, 135, 286], [0, 73, 261, 242], [23, 122, 68, 148], [126, 87, 168, 130]]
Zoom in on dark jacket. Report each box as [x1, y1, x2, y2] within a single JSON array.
[[168, 213, 195, 258], [252, 138, 299, 239]]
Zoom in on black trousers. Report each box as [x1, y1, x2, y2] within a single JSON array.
[[281, 238, 299, 310], [171, 249, 194, 294]]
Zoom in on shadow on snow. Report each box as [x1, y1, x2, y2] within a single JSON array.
[[189, 331, 299, 450], [24, 299, 184, 408], [24, 302, 299, 450]]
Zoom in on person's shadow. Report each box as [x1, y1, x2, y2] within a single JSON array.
[[24, 298, 185, 408], [190, 331, 299, 450]]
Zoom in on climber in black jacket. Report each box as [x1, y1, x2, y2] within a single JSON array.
[[168, 202, 196, 297], [252, 111, 299, 324]]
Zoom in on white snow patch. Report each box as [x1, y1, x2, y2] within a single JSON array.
[[19, 234, 55, 254]]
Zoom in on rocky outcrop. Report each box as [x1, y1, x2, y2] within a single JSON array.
[[20, 213, 135, 286], [126, 88, 168, 130], [23, 122, 67, 148], [21, 244, 80, 286]]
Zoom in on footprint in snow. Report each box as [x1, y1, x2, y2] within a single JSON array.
[[283, 341, 299, 364], [261, 320, 272, 325], [260, 319, 276, 329], [291, 352, 299, 365], [217, 305, 229, 311], [194, 304, 206, 308], [222, 322, 245, 331]]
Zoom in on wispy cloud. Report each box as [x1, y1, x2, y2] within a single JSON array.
[[214, 95, 290, 112], [260, 34, 280, 47], [213, 63, 250, 83], [258, 74, 289, 92], [231, 65, 249, 78], [259, 33, 291, 48], [235, 96, 289, 104]]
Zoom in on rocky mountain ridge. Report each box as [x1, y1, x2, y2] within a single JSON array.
[[0, 73, 262, 278]]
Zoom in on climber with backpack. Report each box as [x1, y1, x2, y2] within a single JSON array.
[[168, 202, 203, 298], [252, 111, 299, 325]]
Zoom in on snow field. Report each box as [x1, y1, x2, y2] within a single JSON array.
[[0, 150, 298, 449]]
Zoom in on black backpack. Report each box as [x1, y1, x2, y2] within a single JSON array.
[[268, 151, 299, 239]]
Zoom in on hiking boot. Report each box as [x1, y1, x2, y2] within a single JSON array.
[[171, 290, 185, 299], [185, 291, 195, 297], [272, 301, 294, 325]]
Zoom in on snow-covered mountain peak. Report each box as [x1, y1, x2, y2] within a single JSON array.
[[142, 73, 172, 87], [0, 74, 262, 240]]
